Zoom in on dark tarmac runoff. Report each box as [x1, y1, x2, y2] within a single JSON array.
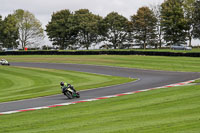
[[0, 62, 199, 112]]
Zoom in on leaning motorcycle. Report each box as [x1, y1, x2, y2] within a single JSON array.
[[63, 87, 80, 99]]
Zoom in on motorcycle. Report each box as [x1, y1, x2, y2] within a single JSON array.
[[0, 59, 10, 65], [63, 87, 80, 99]]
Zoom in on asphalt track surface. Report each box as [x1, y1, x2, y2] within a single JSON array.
[[0, 62, 200, 113]]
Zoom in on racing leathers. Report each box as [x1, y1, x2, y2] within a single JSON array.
[[61, 83, 76, 94]]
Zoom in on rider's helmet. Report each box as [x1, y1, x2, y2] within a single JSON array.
[[60, 81, 64, 86]]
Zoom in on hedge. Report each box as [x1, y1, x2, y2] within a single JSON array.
[[0, 50, 200, 57]]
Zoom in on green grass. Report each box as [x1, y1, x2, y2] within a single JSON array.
[[1, 55, 200, 72], [0, 84, 200, 133], [0, 66, 134, 103], [193, 79, 200, 83], [0, 55, 199, 132]]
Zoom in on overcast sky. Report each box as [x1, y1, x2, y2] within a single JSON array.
[[1, 0, 164, 26], [1, 0, 199, 46]]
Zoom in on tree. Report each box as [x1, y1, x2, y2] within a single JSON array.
[[1, 14, 19, 48], [124, 21, 134, 49], [46, 9, 78, 49], [0, 15, 3, 47], [74, 9, 102, 50], [193, 0, 200, 39], [131, 7, 158, 49], [14, 9, 44, 49], [103, 12, 129, 49], [151, 4, 163, 48], [183, 0, 196, 47], [161, 0, 188, 46], [97, 18, 109, 49]]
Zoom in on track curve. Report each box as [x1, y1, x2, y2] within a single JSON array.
[[0, 62, 199, 112]]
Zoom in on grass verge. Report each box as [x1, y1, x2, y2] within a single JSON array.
[[1, 55, 200, 72], [192, 79, 200, 83], [0, 66, 134, 103], [0, 83, 200, 133]]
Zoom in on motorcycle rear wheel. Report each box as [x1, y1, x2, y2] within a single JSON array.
[[76, 92, 80, 98]]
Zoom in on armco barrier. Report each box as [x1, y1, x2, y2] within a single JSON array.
[[0, 50, 200, 57]]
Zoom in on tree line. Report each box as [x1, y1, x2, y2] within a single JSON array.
[[0, 9, 44, 50], [0, 0, 200, 50]]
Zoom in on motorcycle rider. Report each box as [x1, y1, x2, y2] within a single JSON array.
[[60, 81, 76, 94]]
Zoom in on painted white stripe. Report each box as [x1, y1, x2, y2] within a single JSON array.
[[1, 111, 19, 114], [105, 95, 118, 98], [30, 107, 49, 110], [82, 99, 98, 102], [124, 92, 132, 94], [58, 103, 74, 106]]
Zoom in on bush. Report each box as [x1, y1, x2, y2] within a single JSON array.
[[0, 50, 200, 57]]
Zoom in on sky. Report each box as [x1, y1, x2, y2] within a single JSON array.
[[1, 0, 199, 46]]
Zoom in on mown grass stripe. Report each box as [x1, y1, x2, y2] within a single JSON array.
[[2, 55, 200, 72], [3, 82, 200, 132], [0, 66, 134, 103], [0, 83, 199, 132]]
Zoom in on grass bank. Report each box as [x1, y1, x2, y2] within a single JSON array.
[[1, 55, 200, 72], [0, 83, 199, 133], [0, 66, 134, 103]]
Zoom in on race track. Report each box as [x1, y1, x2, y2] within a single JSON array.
[[0, 62, 200, 113]]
